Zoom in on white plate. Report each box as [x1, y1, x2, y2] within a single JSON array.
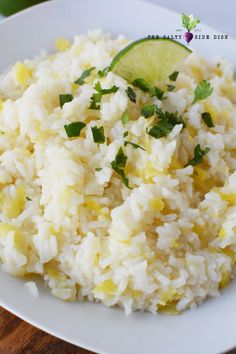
[[0, 1, 236, 353]]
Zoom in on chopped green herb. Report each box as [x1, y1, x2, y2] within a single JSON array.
[[59, 94, 73, 108], [141, 104, 157, 118], [114, 147, 127, 168], [126, 87, 136, 103], [123, 131, 129, 138], [132, 78, 153, 93], [91, 126, 105, 144], [132, 78, 165, 100], [98, 67, 110, 77], [64, 122, 86, 137], [192, 80, 213, 104], [185, 144, 210, 167], [95, 167, 102, 172], [111, 147, 131, 188], [154, 87, 165, 100], [75, 67, 95, 85], [124, 141, 146, 151], [169, 71, 179, 82], [167, 84, 175, 92], [121, 110, 129, 125], [26, 196, 32, 201], [147, 109, 184, 139], [201, 112, 214, 128], [89, 81, 119, 110], [89, 93, 101, 110]]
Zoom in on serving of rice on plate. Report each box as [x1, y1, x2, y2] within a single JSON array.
[[0, 30, 236, 315]]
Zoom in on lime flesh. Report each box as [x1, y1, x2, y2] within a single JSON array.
[[110, 37, 192, 85]]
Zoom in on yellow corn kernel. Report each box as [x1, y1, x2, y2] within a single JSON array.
[[86, 199, 102, 212], [55, 37, 71, 52], [59, 187, 72, 204], [170, 157, 182, 170], [159, 288, 177, 306], [71, 82, 78, 94], [149, 198, 164, 212], [218, 228, 226, 240], [219, 271, 230, 289], [0, 223, 18, 238], [0, 223, 26, 253], [194, 166, 209, 182], [191, 66, 204, 82], [171, 240, 179, 248], [220, 192, 236, 204], [3, 185, 25, 218], [204, 103, 217, 122], [132, 290, 142, 298], [158, 300, 180, 315], [0, 99, 4, 112], [93, 280, 117, 295], [14, 62, 31, 87]]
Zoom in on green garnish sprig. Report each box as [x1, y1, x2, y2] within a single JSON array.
[[64, 122, 86, 137], [91, 126, 105, 144], [111, 147, 131, 189], [192, 80, 213, 104], [146, 108, 185, 139], [185, 144, 210, 167], [75, 67, 95, 85], [59, 94, 73, 108], [89, 81, 119, 110], [132, 78, 164, 100]]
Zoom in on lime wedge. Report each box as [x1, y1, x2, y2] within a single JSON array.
[[0, 0, 47, 16], [110, 37, 191, 85]]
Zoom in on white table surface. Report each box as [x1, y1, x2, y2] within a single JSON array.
[[0, 0, 235, 38]]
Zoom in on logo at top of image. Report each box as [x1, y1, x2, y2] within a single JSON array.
[[181, 14, 200, 44]]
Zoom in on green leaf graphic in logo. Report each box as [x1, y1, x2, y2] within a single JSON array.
[[182, 13, 200, 44]]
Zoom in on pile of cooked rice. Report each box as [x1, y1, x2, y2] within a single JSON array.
[[0, 30, 236, 315]]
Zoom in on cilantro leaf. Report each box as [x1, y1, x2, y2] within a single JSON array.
[[91, 126, 105, 144], [201, 112, 214, 128], [121, 110, 129, 125], [185, 144, 210, 167], [147, 109, 184, 139], [141, 104, 157, 118], [154, 87, 165, 100], [124, 141, 146, 151], [126, 87, 136, 103], [167, 84, 175, 92], [123, 131, 129, 138], [192, 80, 213, 104], [114, 147, 127, 168], [111, 147, 131, 189], [95, 167, 102, 171], [100, 86, 119, 95], [132, 78, 165, 100], [169, 71, 179, 82], [98, 67, 110, 77], [64, 122, 86, 137], [74, 67, 95, 85], [132, 78, 153, 93], [59, 94, 73, 108], [26, 196, 32, 201], [89, 81, 119, 110]]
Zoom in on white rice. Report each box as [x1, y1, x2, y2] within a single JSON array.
[[0, 30, 236, 315], [24, 281, 39, 298]]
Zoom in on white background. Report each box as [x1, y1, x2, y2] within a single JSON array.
[[148, 0, 236, 38]]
